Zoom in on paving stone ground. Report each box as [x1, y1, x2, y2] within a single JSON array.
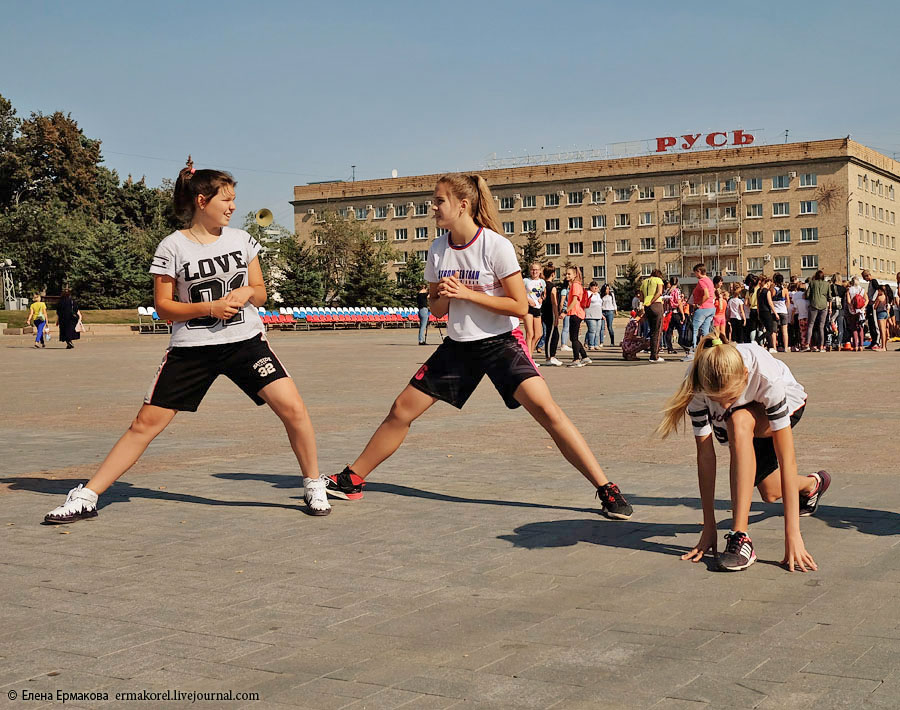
[[1, 329, 899, 710]]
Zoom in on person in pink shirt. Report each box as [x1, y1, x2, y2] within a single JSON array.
[[684, 263, 716, 361]]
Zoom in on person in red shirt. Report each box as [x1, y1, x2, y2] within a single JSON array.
[[684, 264, 716, 361]]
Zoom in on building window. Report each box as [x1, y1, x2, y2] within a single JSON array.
[[800, 201, 817, 215], [395, 228, 408, 241], [666, 261, 681, 276], [375, 206, 388, 219], [591, 214, 607, 229], [746, 203, 763, 218], [337, 207, 350, 218], [415, 203, 429, 216], [591, 190, 605, 204], [502, 221, 514, 235], [774, 256, 790, 270], [545, 218, 560, 232], [395, 204, 408, 217], [773, 202, 790, 217], [663, 210, 679, 224], [799, 173, 817, 187], [374, 230, 387, 242], [801, 228, 818, 242], [801, 254, 819, 269], [878, 207, 884, 221], [545, 243, 560, 256], [499, 196, 515, 210], [591, 240, 605, 254], [747, 231, 763, 245], [545, 193, 560, 207], [415, 227, 428, 240], [858, 175, 865, 189], [721, 178, 736, 193], [773, 229, 791, 243], [614, 213, 630, 228], [522, 195, 536, 208], [614, 188, 630, 202], [664, 235, 680, 250], [858, 201, 864, 215], [745, 177, 762, 192], [568, 216, 583, 230], [747, 257, 763, 272], [641, 263, 654, 276], [616, 264, 628, 278], [522, 219, 537, 233], [859, 228, 864, 242], [640, 237, 656, 251], [614, 239, 631, 253], [663, 183, 679, 198], [395, 251, 407, 264], [639, 185, 655, 200], [592, 265, 606, 279], [569, 242, 583, 255], [772, 175, 790, 189], [639, 212, 653, 226], [568, 191, 583, 205]]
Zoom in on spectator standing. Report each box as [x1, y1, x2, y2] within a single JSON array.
[[827, 274, 846, 351], [684, 264, 716, 361], [771, 273, 789, 351], [25, 293, 48, 349], [522, 262, 546, 354], [872, 284, 889, 351], [540, 264, 563, 366], [583, 281, 603, 350], [56, 289, 83, 350], [846, 276, 867, 351], [564, 266, 590, 367], [663, 277, 684, 354], [791, 284, 810, 351], [806, 270, 829, 352], [640, 268, 665, 363], [416, 284, 430, 345], [862, 270, 879, 349], [727, 283, 747, 343], [599, 283, 617, 346]]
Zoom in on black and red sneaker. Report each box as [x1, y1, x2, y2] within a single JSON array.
[[596, 482, 633, 520], [323, 467, 366, 500], [717, 531, 756, 571], [799, 470, 831, 517]]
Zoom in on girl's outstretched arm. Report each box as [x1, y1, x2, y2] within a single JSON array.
[[772, 426, 817, 572], [683, 434, 718, 562]]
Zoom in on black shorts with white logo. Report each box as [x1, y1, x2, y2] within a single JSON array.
[[144, 334, 290, 412], [409, 329, 541, 410]]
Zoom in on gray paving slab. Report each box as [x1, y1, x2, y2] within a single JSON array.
[[2, 331, 899, 708]]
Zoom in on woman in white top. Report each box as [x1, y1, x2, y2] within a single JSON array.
[[44, 159, 331, 523], [522, 262, 546, 354], [583, 281, 604, 350], [599, 284, 617, 346], [846, 276, 867, 351], [321, 173, 632, 520]]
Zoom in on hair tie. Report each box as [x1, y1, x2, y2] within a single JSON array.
[[186, 154, 195, 175], [711, 338, 723, 346]]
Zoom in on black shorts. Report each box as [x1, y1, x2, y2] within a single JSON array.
[[409, 329, 541, 410], [144, 334, 290, 412], [750, 404, 805, 485], [758, 309, 776, 335], [527, 306, 542, 318], [775, 312, 788, 327]]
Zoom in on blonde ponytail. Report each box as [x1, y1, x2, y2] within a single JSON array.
[[656, 334, 747, 439], [437, 173, 503, 234]]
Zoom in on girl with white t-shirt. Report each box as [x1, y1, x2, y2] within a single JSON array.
[[522, 262, 546, 354], [658, 335, 829, 572], [846, 276, 868, 351], [44, 160, 331, 523], [322, 173, 632, 520]]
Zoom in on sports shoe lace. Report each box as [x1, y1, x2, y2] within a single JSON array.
[[723, 532, 746, 555], [597, 483, 624, 507]]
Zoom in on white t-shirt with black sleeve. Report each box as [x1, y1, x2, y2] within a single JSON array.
[[424, 227, 521, 342], [149, 228, 265, 347], [687, 343, 807, 445]]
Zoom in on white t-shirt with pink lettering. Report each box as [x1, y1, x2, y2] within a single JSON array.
[[425, 227, 521, 342]]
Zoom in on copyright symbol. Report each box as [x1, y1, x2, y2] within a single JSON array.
[[8, 690, 16, 699]]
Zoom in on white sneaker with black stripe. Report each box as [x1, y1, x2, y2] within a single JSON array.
[[44, 484, 99, 524], [303, 477, 332, 516], [717, 531, 756, 571]]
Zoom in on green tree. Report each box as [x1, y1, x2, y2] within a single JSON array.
[[272, 236, 326, 307], [310, 211, 379, 303], [395, 252, 425, 306], [0, 201, 80, 294], [517, 230, 545, 273], [341, 236, 398, 308], [614, 258, 642, 310]]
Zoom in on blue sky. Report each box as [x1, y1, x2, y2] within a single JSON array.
[[3, 0, 898, 229]]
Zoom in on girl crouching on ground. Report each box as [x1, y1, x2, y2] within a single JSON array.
[[657, 335, 830, 572], [321, 173, 632, 520]]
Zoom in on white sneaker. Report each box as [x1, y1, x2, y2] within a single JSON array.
[[545, 357, 563, 366], [581, 357, 592, 365], [567, 359, 585, 367], [561, 345, 573, 351], [768, 348, 778, 353], [303, 477, 332, 516], [44, 484, 99, 524], [650, 358, 665, 363], [682, 351, 695, 362]]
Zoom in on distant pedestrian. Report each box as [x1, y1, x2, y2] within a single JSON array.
[[640, 268, 664, 363], [540, 264, 562, 366], [56, 289, 83, 350], [583, 281, 603, 350], [806, 270, 829, 352], [599, 283, 617, 346], [416, 284, 430, 345], [683, 263, 715, 361], [25, 293, 48, 349], [523, 262, 546, 354]]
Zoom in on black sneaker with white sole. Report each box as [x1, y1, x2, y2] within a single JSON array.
[[323, 467, 366, 500], [596, 482, 633, 520], [799, 470, 831, 517], [44, 484, 99, 524], [717, 531, 756, 571]]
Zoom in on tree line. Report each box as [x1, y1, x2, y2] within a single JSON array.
[[0, 93, 425, 310]]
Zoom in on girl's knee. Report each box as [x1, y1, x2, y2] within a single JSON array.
[[387, 398, 419, 426], [760, 490, 782, 503], [129, 409, 169, 436]]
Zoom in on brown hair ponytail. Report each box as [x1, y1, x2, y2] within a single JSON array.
[[436, 173, 503, 234], [172, 155, 237, 225]]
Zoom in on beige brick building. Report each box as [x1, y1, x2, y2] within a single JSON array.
[[291, 138, 899, 286]]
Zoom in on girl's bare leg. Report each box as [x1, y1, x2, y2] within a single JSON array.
[[85, 404, 177, 495], [259, 378, 320, 479], [523, 314, 536, 353], [513, 376, 609, 487], [350, 385, 437, 477]]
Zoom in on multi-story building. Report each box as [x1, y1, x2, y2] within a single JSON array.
[[291, 138, 899, 285]]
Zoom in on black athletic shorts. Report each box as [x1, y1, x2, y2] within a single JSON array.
[[144, 334, 290, 412], [744, 404, 805, 486], [409, 328, 541, 409], [527, 306, 542, 318]]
